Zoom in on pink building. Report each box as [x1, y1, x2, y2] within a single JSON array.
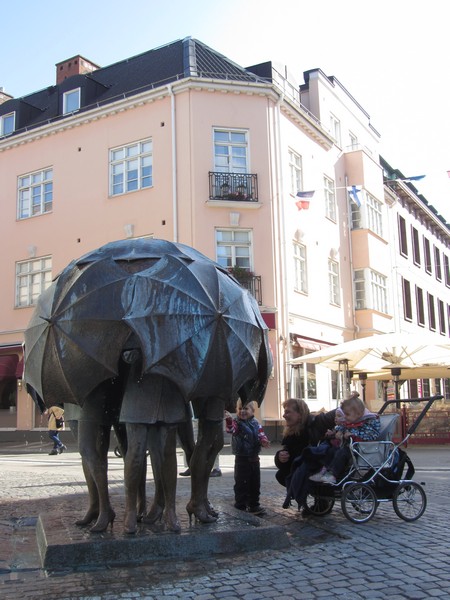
[[1, 38, 449, 438]]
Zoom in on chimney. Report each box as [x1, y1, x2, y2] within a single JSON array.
[[0, 87, 13, 104], [56, 55, 100, 84]]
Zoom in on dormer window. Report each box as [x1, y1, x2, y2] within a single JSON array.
[[63, 88, 80, 114], [1, 112, 15, 136]]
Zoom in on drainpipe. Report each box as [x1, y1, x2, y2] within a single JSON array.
[[168, 84, 178, 242], [272, 92, 289, 408]]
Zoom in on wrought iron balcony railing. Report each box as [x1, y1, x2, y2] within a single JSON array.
[[230, 273, 262, 305], [209, 172, 258, 202]]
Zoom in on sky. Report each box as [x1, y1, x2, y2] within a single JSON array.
[[2, 0, 449, 221]]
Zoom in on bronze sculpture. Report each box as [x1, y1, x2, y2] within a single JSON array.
[[24, 239, 272, 533]]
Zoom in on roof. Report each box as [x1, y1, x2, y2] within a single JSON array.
[[0, 37, 267, 136]]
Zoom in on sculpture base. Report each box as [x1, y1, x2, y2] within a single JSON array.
[[36, 503, 289, 571]]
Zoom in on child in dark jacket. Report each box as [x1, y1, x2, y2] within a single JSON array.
[[225, 400, 270, 515]]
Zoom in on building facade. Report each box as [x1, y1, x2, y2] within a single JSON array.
[[1, 37, 448, 436]]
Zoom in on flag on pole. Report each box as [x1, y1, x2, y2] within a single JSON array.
[[347, 185, 362, 207], [403, 175, 426, 182], [291, 190, 315, 210]]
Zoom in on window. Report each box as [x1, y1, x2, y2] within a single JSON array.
[[349, 198, 361, 230], [18, 168, 53, 219], [16, 257, 52, 307], [349, 132, 358, 150], [216, 229, 252, 270], [329, 113, 341, 146], [402, 278, 412, 321], [398, 215, 408, 257], [288, 149, 303, 195], [63, 88, 81, 114], [110, 139, 153, 196], [324, 176, 336, 221], [423, 237, 432, 274], [214, 129, 248, 173], [290, 356, 317, 400], [366, 193, 383, 237], [411, 227, 421, 266], [1, 112, 15, 136], [354, 268, 387, 313], [444, 255, 450, 287], [328, 259, 340, 305], [428, 293, 436, 331], [416, 286, 425, 326], [438, 299, 446, 335], [293, 242, 307, 293], [434, 246, 442, 281]]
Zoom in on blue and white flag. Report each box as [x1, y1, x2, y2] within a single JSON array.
[[347, 185, 362, 207]]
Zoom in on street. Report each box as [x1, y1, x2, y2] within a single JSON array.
[[0, 442, 449, 599]]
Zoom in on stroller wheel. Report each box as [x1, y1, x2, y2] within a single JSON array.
[[341, 483, 378, 523], [304, 494, 334, 516], [393, 482, 427, 522]]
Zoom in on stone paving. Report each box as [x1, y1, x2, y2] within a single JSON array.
[[0, 441, 449, 599]]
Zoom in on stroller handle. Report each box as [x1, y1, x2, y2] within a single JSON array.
[[379, 394, 443, 437]]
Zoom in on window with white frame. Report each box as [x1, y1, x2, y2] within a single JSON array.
[[18, 168, 53, 219], [329, 113, 341, 146], [366, 193, 383, 237], [288, 149, 303, 195], [63, 88, 81, 114], [289, 359, 317, 401], [16, 256, 52, 307], [438, 299, 446, 334], [416, 285, 425, 326], [328, 258, 340, 305], [110, 139, 153, 196], [324, 175, 336, 221], [293, 241, 307, 293], [353, 268, 387, 313], [402, 277, 413, 321], [1, 112, 15, 136], [349, 131, 358, 150], [215, 229, 252, 270], [428, 292, 436, 330], [349, 197, 362, 229], [213, 129, 248, 173]]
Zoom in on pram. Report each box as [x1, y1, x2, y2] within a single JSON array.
[[302, 394, 443, 524]]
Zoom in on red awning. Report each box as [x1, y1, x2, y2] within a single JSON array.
[[261, 313, 276, 330], [16, 357, 24, 378], [0, 355, 19, 380]]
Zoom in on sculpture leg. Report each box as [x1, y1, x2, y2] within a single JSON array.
[[77, 420, 116, 533], [187, 418, 223, 523], [113, 422, 147, 520], [123, 423, 148, 534], [146, 424, 180, 533]]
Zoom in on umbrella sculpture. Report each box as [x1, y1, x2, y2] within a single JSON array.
[[24, 238, 272, 532]]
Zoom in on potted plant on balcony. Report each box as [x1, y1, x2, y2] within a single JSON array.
[[227, 266, 254, 283]]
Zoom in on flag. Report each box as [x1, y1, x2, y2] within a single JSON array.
[[347, 185, 362, 207], [447, 171, 450, 178], [291, 190, 315, 211], [403, 175, 426, 181]]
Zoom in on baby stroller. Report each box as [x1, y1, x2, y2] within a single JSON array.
[[303, 394, 443, 524]]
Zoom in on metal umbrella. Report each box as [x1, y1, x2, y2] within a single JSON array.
[[122, 252, 271, 403], [24, 257, 133, 406]]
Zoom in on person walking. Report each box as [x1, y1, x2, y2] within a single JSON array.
[[45, 405, 66, 455]]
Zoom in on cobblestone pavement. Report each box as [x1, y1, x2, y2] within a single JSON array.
[[0, 442, 449, 599]]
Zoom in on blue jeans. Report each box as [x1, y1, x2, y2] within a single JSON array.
[[49, 430, 63, 449]]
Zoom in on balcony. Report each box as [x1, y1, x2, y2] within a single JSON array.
[[209, 172, 258, 202], [228, 267, 262, 305]]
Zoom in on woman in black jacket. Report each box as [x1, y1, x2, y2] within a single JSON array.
[[275, 398, 336, 487]]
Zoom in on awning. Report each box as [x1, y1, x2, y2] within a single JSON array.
[[261, 312, 276, 330], [0, 355, 19, 380], [16, 357, 24, 378]]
